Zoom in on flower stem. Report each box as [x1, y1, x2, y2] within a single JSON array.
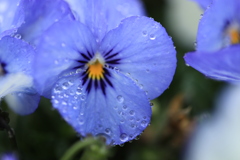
[[61, 138, 98, 160]]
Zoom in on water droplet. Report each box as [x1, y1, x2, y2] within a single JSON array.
[[76, 68, 82, 73], [150, 102, 154, 106], [14, 34, 21, 39], [62, 101, 67, 105], [80, 95, 86, 101], [141, 120, 147, 127], [130, 124, 136, 129], [117, 95, 124, 103], [129, 134, 134, 139], [62, 82, 69, 89], [149, 34, 156, 40], [146, 69, 150, 73], [53, 99, 59, 104], [78, 119, 84, 125], [54, 60, 59, 64], [114, 67, 120, 73], [63, 93, 69, 98], [73, 106, 78, 110], [139, 84, 143, 89], [120, 133, 128, 142], [68, 79, 74, 85], [135, 135, 140, 140], [130, 117, 134, 121], [122, 105, 127, 110], [76, 89, 82, 95], [142, 30, 148, 36], [105, 128, 111, 134], [54, 86, 62, 92], [74, 95, 78, 99], [129, 110, 135, 116]]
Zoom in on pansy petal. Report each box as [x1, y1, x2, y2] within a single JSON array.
[[0, 73, 33, 97], [16, 0, 74, 45], [4, 92, 40, 115], [184, 45, 240, 82], [100, 16, 176, 100], [196, 0, 240, 51], [65, 0, 145, 41], [191, 0, 212, 10], [0, 36, 35, 75], [52, 70, 151, 145], [34, 19, 98, 97], [0, 0, 24, 38]]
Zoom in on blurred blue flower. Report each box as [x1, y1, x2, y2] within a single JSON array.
[[34, 0, 176, 145], [185, 84, 240, 160], [0, 0, 73, 115], [184, 0, 240, 82], [0, 153, 18, 160]]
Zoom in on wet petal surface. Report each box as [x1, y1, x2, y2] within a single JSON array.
[[52, 69, 151, 145], [184, 45, 240, 82], [100, 16, 176, 100]]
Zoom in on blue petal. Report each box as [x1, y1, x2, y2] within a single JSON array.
[[0, 0, 24, 38], [0, 73, 33, 97], [16, 0, 74, 45], [4, 91, 40, 115], [51, 70, 151, 145], [65, 0, 145, 41], [191, 0, 212, 10], [0, 36, 35, 75], [196, 0, 240, 51], [34, 19, 97, 97], [99, 16, 176, 100], [184, 45, 240, 82]]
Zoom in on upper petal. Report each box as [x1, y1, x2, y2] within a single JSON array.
[[16, 0, 74, 45], [0, 36, 35, 75], [51, 70, 151, 145], [0, 0, 24, 38], [184, 45, 240, 82], [196, 0, 240, 51], [34, 19, 98, 97], [99, 16, 177, 100], [65, 0, 145, 41]]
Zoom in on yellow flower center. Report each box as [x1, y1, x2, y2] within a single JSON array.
[[87, 59, 104, 80], [229, 28, 240, 44]]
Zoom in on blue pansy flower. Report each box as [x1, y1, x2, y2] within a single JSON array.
[[0, 0, 40, 115], [184, 0, 240, 82], [0, 0, 73, 114], [0, 152, 18, 160], [34, 1, 176, 144]]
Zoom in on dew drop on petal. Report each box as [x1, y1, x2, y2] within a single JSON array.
[[73, 106, 78, 110], [120, 133, 128, 142], [62, 82, 69, 89], [141, 120, 147, 127], [80, 95, 86, 101], [129, 110, 135, 116], [76, 89, 82, 95], [122, 105, 127, 110], [105, 128, 111, 134], [14, 34, 21, 39], [149, 34, 156, 40], [142, 30, 147, 36], [117, 95, 124, 103]]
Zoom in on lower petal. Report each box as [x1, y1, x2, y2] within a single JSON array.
[[51, 70, 151, 145], [4, 92, 40, 115], [184, 45, 240, 82]]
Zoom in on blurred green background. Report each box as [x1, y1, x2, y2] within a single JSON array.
[[0, 0, 226, 159]]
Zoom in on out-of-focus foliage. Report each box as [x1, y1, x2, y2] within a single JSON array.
[[0, 0, 225, 160]]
